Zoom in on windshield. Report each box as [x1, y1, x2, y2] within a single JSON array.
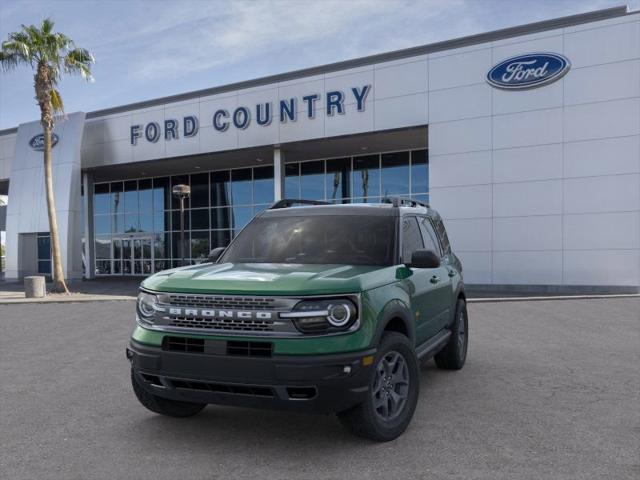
[[220, 215, 397, 266]]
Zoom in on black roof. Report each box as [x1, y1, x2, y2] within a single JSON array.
[[261, 202, 435, 217]]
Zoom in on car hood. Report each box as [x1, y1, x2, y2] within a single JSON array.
[[141, 262, 399, 295]]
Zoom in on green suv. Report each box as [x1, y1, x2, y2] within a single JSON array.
[[128, 198, 468, 441]]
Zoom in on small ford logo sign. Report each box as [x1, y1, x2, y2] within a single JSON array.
[[29, 133, 59, 151], [487, 53, 570, 90]]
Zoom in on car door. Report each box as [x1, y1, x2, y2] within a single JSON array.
[[419, 216, 454, 333], [400, 216, 442, 345]]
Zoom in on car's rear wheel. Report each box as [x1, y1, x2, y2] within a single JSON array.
[[337, 332, 419, 442], [131, 369, 206, 417], [434, 298, 468, 370]]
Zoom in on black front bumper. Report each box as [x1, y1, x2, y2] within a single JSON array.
[[128, 339, 376, 414]]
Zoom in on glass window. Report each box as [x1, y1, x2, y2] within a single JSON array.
[[153, 177, 170, 211], [38, 260, 51, 274], [124, 180, 138, 213], [300, 161, 324, 200], [211, 207, 231, 230], [231, 169, 252, 205], [381, 152, 410, 196], [211, 171, 231, 208], [153, 211, 169, 232], [172, 232, 188, 259], [138, 179, 153, 212], [232, 206, 253, 231], [37, 234, 50, 260], [411, 149, 428, 194], [94, 215, 110, 235], [285, 163, 300, 198], [432, 215, 451, 254], [419, 217, 441, 256], [352, 155, 380, 200], [153, 233, 169, 259], [94, 183, 110, 214], [111, 182, 123, 216], [95, 237, 111, 259], [171, 210, 190, 231], [253, 166, 274, 204], [139, 213, 153, 232], [124, 213, 139, 233], [211, 230, 232, 249], [221, 215, 396, 266], [96, 260, 111, 275], [190, 231, 210, 259], [191, 208, 209, 230], [112, 214, 124, 234], [401, 217, 424, 264], [171, 175, 190, 209], [113, 238, 123, 261], [190, 173, 209, 208], [326, 158, 350, 203]]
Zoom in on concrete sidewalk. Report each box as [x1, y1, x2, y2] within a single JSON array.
[[0, 277, 139, 303]]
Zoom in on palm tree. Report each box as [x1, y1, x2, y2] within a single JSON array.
[[0, 18, 94, 293]]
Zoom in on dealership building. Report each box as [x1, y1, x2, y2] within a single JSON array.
[[0, 5, 638, 292]]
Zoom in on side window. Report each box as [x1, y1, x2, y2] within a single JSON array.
[[419, 217, 441, 256], [401, 217, 424, 264], [433, 216, 451, 254]]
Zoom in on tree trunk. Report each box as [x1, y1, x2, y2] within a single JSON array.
[[43, 122, 69, 293]]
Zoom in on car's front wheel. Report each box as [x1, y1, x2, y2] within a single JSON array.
[[131, 369, 206, 417], [337, 332, 419, 442]]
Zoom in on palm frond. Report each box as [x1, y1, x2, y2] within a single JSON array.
[[50, 88, 64, 113], [64, 47, 94, 81]]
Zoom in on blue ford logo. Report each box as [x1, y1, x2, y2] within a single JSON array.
[[29, 133, 59, 151], [487, 53, 570, 90]]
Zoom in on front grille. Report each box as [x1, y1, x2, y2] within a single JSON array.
[[167, 294, 277, 310], [162, 336, 205, 353], [168, 316, 275, 332], [169, 379, 275, 397], [227, 340, 273, 357]]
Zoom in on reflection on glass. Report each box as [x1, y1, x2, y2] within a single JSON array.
[[381, 152, 410, 196], [232, 206, 253, 231], [111, 182, 123, 215], [190, 231, 209, 259], [153, 233, 167, 258], [211, 230, 231, 249], [211, 207, 231, 230], [171, 210, 190, 231], [300, 161, 324, 200], [190, 208, 209, 230], [171, 175, 190, 209], [231, 169, 252, 205], [253, 166, 274, 204], [94, 184, 110, 214], [94, 215, 110, 235], [138, 179, 153, 212], [352, 155, 380, 200], [190, 173, 209, 208], [113, 238, 122, 260], [411, 149, 428, 194], [326, 158, 350, 203], [124, 180, 138, 213], [211, 171, 231, 207], [139, 213, 153, 232], [124, 213, 139, 232], [38, 260, 51, 274], [95, 237, 111, 259], [153, 177, 170, 211], [285, 163, 300, 198], [153, 212, 168, 232]]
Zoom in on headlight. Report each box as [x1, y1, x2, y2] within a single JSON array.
[[281, 298, 358, 334], [137, 291, 158, 322]]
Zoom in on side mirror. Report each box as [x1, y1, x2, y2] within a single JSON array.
[[208, 247, 226, 263], [408, 249, 440, 269]]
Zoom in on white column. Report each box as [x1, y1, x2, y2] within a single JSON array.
[[273, 147, 285, 201]]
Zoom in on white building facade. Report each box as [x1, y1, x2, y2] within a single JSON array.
[[0, 6, 638, 292]]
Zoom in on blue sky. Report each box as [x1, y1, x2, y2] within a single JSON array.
[[0, 0, 633, 130]]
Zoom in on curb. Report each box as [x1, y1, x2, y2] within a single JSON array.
[[0, 295, 136, 305], [467, 293, 640, 303]]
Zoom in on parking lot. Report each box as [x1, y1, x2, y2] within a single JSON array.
[[1, 297, 638, 480]]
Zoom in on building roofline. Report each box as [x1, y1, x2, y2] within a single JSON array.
[[0, 5, 631, 136]]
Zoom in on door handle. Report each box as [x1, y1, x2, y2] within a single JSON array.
[[430, 275, 440, 284], [448, 269, 456, 278]]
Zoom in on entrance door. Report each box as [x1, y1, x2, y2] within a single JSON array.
[[113, 236, 153, 275]]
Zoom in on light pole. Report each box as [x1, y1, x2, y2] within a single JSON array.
[[172, 184, 191, 267]]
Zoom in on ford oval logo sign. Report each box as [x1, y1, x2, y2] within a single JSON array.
[[29, 133, 59, 151], [487, 53, 570, 90]]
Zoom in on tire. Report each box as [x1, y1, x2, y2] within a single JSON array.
[[337, 332, 419, 442], [434, 298, 468, 370], [131, 369, 206, 418]]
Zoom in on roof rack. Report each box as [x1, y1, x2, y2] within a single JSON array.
[[382, 196, 430, 208], [269, 198, 330, 209]]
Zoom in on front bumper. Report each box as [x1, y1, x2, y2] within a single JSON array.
[[128, 339, 376, 414]]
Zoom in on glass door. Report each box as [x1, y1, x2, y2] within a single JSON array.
[[113, 236, 154, 276]]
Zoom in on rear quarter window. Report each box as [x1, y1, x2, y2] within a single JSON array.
[[432, 215, 451, 254]]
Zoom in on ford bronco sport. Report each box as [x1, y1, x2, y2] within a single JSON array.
[[127, 197, 468, 441]]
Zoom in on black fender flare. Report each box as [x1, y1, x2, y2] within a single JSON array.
[[370, 299, 415, 348]]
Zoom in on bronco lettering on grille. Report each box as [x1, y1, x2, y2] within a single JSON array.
[[167, 307, 273, 320]]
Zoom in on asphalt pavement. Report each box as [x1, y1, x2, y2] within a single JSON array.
[[1, 298, 638, 480]]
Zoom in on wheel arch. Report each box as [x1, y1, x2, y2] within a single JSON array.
[[371, 300, 415, 347]]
